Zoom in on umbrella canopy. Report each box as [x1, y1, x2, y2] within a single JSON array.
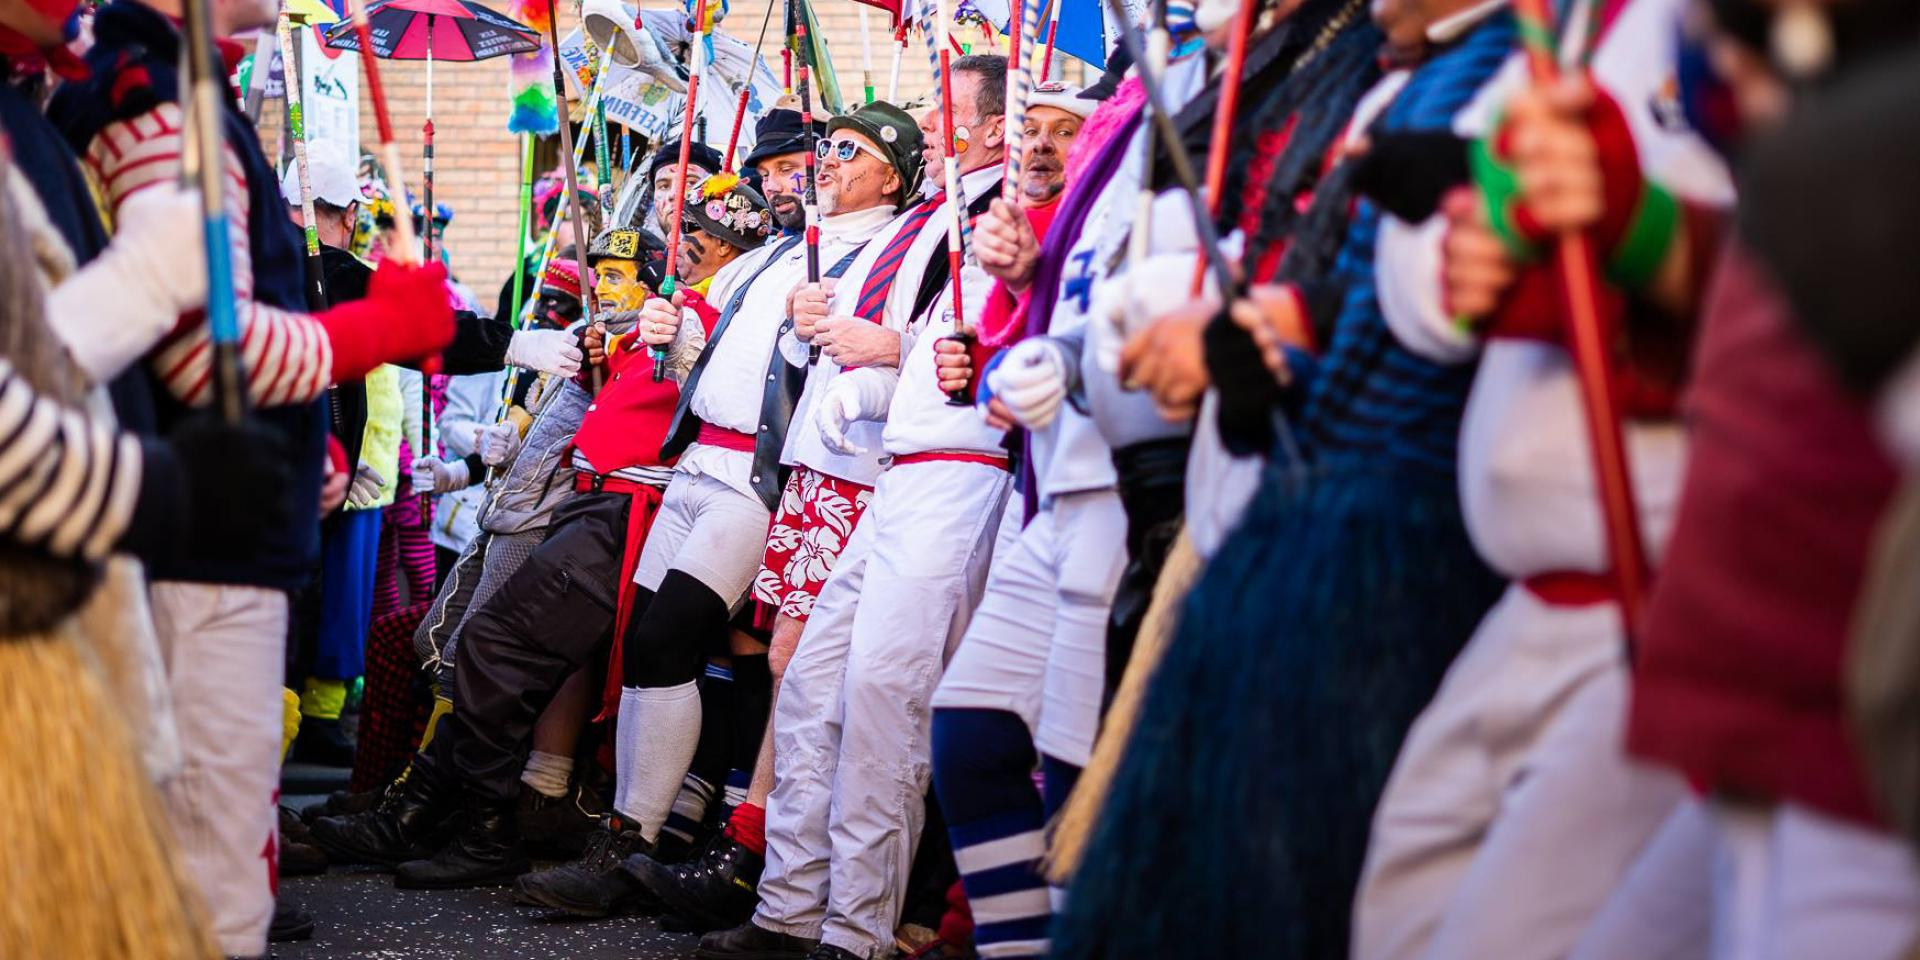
[[324, 0, 540, 60]]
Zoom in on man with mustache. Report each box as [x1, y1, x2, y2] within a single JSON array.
[[507, 104, 924, 922]]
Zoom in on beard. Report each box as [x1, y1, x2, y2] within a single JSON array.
[[767, 194, 805, 230]]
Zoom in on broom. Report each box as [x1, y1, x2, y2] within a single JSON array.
[[0, 152, 214, 960], [1046, 0, 1256, 882]]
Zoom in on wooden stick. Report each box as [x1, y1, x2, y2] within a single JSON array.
[[185, 0, 244, 422], [1510, 0, 1650, 632], [1190, 0, 1256, 297]]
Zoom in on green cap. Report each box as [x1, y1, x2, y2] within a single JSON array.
[[826, 100, 928, 201]]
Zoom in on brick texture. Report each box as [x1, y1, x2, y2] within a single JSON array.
[[260, 1, 1079, 298]]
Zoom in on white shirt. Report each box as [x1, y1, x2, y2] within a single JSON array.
[[882, 256, 1005, 458], [784, 165, 1006, 482], [1033, 54, 1206, 502], [679, 207, 897, 501]]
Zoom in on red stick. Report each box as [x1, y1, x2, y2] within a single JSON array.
[[1039, 20, 1057, 78], [1509, 0, 1650, 632], [650, 71, 701, 381], [723, 86, 752, 169], [1190, 0, 1255, 296]]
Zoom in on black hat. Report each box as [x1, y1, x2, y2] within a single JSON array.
[[681, 172, 773, 252], [586, 225, 669, 292], [826, 101, 927, 200], [646, 141, 725, 189], [742, 108, 828, 169]]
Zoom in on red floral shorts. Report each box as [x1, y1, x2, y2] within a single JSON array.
[[752, 467, 874, 622]]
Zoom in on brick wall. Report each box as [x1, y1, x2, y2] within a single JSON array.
[[260, 2, 1080, 299]]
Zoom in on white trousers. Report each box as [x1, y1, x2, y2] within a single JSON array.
[[633, 471, 774, 608], [1573, 798, 1920, 960], [150, 582, 287, 958], [756, 459, 1012, 958], [1354, 585, 1686, 960], [932, 487, 1128, 767]]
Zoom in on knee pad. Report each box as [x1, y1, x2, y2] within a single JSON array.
[[623, 570, 729, 688], [931, 708, 1041, 821]]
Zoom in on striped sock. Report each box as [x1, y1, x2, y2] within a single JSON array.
[[933, 708, 1051, 960], [661, 773, 716, 848], [722, 768, 750, 811]]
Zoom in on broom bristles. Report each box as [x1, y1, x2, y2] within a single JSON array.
[[0, 630, 216, 959], [1045, 527, 1202, 882]]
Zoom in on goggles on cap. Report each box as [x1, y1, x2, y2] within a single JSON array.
[[816, 137, 890, 165]]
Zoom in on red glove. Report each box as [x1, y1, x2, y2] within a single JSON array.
[[321, 260, 456, 382]]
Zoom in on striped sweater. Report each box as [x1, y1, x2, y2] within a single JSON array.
[[0, 358, 143, 562]]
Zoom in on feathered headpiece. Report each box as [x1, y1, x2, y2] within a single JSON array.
[[508, 0, 560, 135]]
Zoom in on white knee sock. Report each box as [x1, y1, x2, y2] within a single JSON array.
[[615, 688, 643, 817], [615, 682, 702, 842]]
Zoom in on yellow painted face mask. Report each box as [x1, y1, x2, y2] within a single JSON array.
[[595, 258, 650, 314]]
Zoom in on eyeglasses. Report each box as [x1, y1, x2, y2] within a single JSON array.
[[815, 137, 889, 165]]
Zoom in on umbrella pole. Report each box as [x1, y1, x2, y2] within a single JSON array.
[[420, 12, 438, 490], [185, 0, 244, 423], [279, 14, 329, 311], [544, 12, 601, 391], [348, 0, 423, 268], [1510, 0, 1650, 634], [858, 4, 875, 103]]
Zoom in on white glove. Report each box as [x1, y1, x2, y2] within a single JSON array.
[[504, 327, 584, 379], [347, 464, 387, 507], [987, 339, 1068, 430], [411, 455, 471, 494], [476, 421, 522, 467], [46, 184, 207, 382]]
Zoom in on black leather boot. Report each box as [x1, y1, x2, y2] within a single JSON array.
[[513, 815, 657, 917], [804, 947, 861, 960], [629, 832, 763, 933], [518, 780, 609, 861], [695, 921, 819, 960], [308, 773, 457, 869], [393, 796, 530, 889]]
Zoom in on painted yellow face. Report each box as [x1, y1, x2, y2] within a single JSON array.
[[596, 258, 650, 314]]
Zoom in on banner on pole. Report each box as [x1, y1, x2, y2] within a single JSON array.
[[302, 28, 362, 170]]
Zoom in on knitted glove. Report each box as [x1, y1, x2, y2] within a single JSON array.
[[321, 261, 457, 383], [411, 455, 471, 494], [1473, 83, 1682, 291], [504, 327, 584, 378], [476, 420, 522, 467], [814, 370, 896, 457], [986, 338, 1069, 430], [346, 464, 386, 507]]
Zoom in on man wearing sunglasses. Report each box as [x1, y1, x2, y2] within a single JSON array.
[[674, 60, 1012, 959], [502, 102, 924, 929]]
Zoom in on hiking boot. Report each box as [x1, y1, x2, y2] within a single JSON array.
[[518, 781, 608, 861], [267, 899, 315, 943], [511, 815, 656, 917], [628, 832, 763, 933], [394, 797, 530, 889], [308, 773, 457, 868], [695, 921, 819, 960]]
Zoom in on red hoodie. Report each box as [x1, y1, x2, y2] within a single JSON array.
[[1629, 242, 1899, 827]]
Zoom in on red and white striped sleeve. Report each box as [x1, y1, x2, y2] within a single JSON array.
[[85, 103, 334, 408]]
